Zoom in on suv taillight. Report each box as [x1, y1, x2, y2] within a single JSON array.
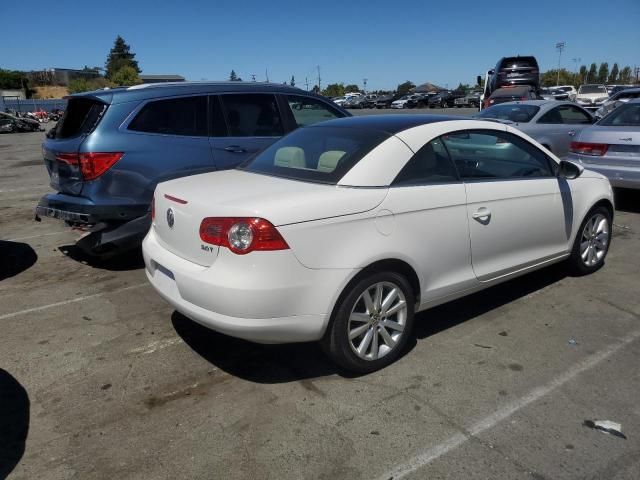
[[199, 217, 289, 255], [570, 142, 609, 156], [55, 152, 123, 180]]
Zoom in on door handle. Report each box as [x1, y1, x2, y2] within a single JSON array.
[[567, 130, 576, 136], [224, 145, 246, 153], [472, 208, 491, 220]]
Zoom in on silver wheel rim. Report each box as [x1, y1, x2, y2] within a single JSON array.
[[348, 281, 407, 361], [580, 213, 609, 267]]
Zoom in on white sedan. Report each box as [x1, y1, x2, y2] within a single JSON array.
[[143, 115, 614, 373]]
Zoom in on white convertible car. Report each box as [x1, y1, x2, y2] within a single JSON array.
[[143, 115, 614, 373]]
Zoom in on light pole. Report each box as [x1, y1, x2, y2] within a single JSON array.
[[363, 78, 368, 93], [555, 41, 566, 86], [572, 57, 581, 85]]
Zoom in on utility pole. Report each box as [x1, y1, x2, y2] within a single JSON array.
[[363, 78, 368, 93], [265, 69, 269, 83], [555, 41, 566, 86], [251, 74, 256, 82], [572, 57, 581, 85], [635, 66, 640, 84], [305, 77, 309, 91], [317, 65, 321, 92]]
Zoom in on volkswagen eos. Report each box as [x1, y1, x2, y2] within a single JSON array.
[[143, 115, 614, 373]]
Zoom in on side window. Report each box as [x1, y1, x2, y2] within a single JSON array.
[[209, 95, 228, 137], [558, 105, 592, 124], [441, 130, 554, 180], [220, 94, 283, 137], [537, 107, 564, 124], [286, 95, 341, 127], [393, 137, 458, 186], [128, 96, 207, 136]]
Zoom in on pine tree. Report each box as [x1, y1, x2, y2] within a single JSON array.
[[105, 35, 140, 79], [229, 70, 238, 81], [597, 62, 609, 84], [578, 65, 587, 84], [588, 63, 598, 83], [619, 66, 633, 84], [290, 75, 295, 87], [608, 63, 619, 84]]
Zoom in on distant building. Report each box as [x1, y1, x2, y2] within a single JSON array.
[[139, 75, 186, 84], [1, 89, 25, 100]]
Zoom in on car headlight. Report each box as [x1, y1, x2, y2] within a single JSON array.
[[595, 97, 609, 103]]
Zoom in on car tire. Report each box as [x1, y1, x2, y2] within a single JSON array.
[[322, 271, 415, 373], [567, 205, 612, 276]]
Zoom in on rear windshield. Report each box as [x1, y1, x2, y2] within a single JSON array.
[[478, 104, 540, 122], [55, 98, 107, 139], [500, 57, 538, 69], [598, 103, 640, 127], [579, 85, 607, 94], [238, 125, 390, 184]]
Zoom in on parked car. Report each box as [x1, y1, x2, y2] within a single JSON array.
[[0, 112, 42, 132], [344, 96, 376, 109], [554, 85, 578, 101], [454, 91, 481, 108], [568, 99, 640, 189], [143, 114, 613, 373], [477, 100, 595, 157], [35, 82, 349, 256], [594, 87, 640, 119], [331, 96, 348, 106], [484, 86, 538, 108], [490, 56, 540, 93], [575, 84, 609, 111], [608, 85, 634, 97], [375, 94, 403, 109], [391, 94, 422, 109], [428, 91, 465, 108]]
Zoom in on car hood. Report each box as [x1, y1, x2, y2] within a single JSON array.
[[155, 169, 388, 227]]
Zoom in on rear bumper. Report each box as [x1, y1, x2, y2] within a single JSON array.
[[142, 227, 356, 344], [35, 192, 149, 224], [570, 157, 640, 189]]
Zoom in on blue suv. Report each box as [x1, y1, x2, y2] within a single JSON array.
[[35, 82, 349, 256]]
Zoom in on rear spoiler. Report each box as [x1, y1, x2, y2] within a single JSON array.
[[63, 92, 112, 105]]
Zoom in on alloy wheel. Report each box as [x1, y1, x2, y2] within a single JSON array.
[[347, 281, 407, 361], [580, 213, 609, 267]]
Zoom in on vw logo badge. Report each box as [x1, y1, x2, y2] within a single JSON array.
[[166, 208, 175, 229]]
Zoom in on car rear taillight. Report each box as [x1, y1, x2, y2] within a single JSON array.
[[570, 142, 609, 156], [200, 217, 289, 255], [55, 152, 123, 180]]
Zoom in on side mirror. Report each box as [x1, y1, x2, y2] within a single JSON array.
[[558, 160, 583, 179]]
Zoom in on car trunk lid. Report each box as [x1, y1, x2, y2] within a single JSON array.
[[577, 126, 640, 166], [43, 96, 109, 195], [152, 169, 388, 266]]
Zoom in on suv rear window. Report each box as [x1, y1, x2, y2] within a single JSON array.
[[55, 98, 107, 139], [500, 57, 538, 69], [239, 125, 389, 184], [129, 96, 207, 136]]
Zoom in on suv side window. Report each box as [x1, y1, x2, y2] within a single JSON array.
[[286, 95, 341, 127], [393, 137, 458, 186], [441, 130, 554, 180], [220, 94, 283, 137], [128, 96, 207, 136]]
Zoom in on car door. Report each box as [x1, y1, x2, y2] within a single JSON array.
[[442, 129, 568, 281], [210, 93, 285, 170], [383, 137, 475, 303], [535, 104, 593, 157]]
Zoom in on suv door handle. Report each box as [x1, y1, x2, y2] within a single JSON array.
[[567, 130, 576, 136], [224, 145, 246, 153], [472, 208, 491, 220]]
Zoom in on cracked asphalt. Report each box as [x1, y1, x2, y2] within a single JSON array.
[[1, 113, 639, 479]]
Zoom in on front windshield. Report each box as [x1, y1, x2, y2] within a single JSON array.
[[238, 125, 390, 184], [579, 85, 607, 94], [477, 104, 540, 123], [598, 103, 640, 127]]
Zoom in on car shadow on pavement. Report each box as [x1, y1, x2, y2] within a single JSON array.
[[614, 188, 640, 214], [171, 312, 355, 383], [58, 244, 145, 272], [0, 369, 30, 480], [411, 263, 568, 342], [0, 241, 37, 281]]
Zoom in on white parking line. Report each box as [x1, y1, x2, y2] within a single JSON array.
[[3, 231, 68, 242], [128, 337, 184, 355], [379, 326, 640, 480], [0, 283, 149, 321]]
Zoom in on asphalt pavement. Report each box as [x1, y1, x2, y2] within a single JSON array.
[[1, 111, 639, 479]]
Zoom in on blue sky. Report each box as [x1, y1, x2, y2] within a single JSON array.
[[2, 0, 638, 91]]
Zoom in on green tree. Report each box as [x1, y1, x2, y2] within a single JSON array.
[[290, 75, 295, 87], [578, 65, 587, 84], [608, 63, 619, 84], [540, 69, 575, 87], [105, 35, 141, 79], [597, 63, 609, 84], [588, 63, 598, 83], [344, 84, 359, 93], [312, 85, 320, 94], [323, 83, 345, 97], [619, 66, 633, 84], [110, 66, 142, 86], [396, 80, 415, 95], [0, 69, 26, 89], [68, 78, 91, 94], [229, 70, 241, 81]]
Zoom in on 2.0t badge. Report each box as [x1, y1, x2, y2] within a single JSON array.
[[166, 208, 175, 229]]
